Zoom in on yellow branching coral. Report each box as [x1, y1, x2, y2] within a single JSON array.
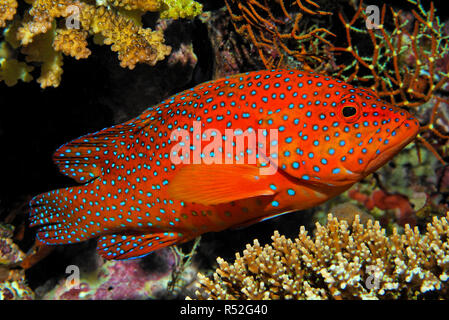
[[107, 0, 160, 12], [0, 0, 202, 88], [88, 4, 171, 69], [109, 0, 203, 19], [159, 0, 203, 20], [21, 22, 64, 88], [193, 213, 449, 299], [0, 41, 34, 86], [53, 28, 90, 60], [0, 0, 17, 28], [0, 56, 34, 86]]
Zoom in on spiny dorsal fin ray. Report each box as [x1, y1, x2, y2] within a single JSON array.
[[53, 108, 157, 183]]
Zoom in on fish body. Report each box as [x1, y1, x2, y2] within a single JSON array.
[[29, 69, 420, 260]]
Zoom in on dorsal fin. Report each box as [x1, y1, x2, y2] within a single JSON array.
[[53, 108, 157, 183]]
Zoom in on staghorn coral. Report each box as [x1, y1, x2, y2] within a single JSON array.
[[193, 213, 449, 299], [0, 0, 202, 88], [327, 202, 373, 225], [107, 0, 160, 12]]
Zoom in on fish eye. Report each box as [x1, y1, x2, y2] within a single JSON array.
[[343, 106, 357, 117], [339, 103, 360, 123]]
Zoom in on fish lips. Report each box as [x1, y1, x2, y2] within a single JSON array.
[[364, 118, 420, 174]]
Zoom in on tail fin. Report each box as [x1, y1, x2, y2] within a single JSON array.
[[29, 183, 98, 245]]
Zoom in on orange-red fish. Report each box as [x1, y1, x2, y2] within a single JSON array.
[[29, 69, 420, 260]]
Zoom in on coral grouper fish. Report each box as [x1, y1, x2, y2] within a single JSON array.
[[29, 69, 420, 260]]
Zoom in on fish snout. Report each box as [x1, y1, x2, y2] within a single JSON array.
[[389, 110, 420, 146], [365, 110, 420, 174]]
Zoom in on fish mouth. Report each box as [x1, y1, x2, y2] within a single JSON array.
[[364, 118, 420, 174]]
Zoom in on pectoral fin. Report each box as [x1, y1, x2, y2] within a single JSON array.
[[168, 164, 277, 205]]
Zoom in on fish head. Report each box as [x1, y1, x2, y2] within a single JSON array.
[[279, 84, 420, 187], [341, 89, 420, 176]]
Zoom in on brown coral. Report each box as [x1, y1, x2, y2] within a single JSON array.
[[224, 0, 335, 70], [193, 213, 449, 299]]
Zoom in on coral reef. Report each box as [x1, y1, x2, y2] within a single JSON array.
[[36, 244, 200, 299], [0, 0, 202, 88], [193, 213, 449, 299], [0, 223, 34, 299], [2, 0, 449, 302]]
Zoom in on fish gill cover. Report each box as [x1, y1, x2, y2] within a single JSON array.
[[0, 0, 448, 300]]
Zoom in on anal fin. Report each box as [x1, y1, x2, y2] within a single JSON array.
[[96, 232, 183, 260], [231, 209, 297, 230]]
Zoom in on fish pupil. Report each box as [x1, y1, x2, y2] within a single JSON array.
[[342, 106, 357, 117]]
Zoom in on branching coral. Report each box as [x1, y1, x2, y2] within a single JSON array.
[[333, 0, 449, 107], [193, 213, 449, 299], [0, 0, 17, 28], [415, 96, 449, 163], [332, 0, 449, 163], [0, 0, 202, 88], [224, 0, 335, 70], [108, 0, 202, 19], [158, 0, 203, 20]]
